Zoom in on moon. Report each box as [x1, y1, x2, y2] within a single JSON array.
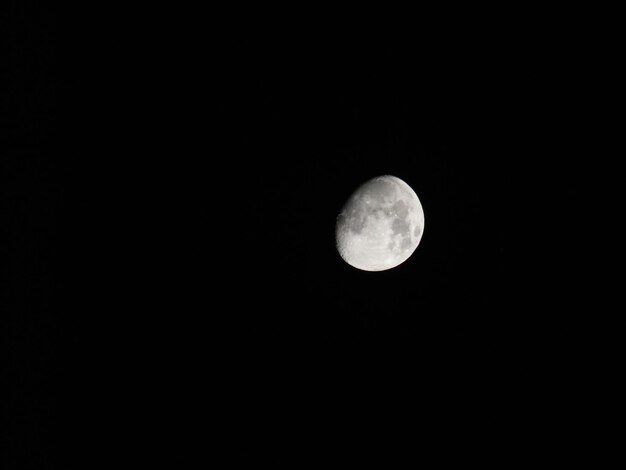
[[336, 175, 425, 271]]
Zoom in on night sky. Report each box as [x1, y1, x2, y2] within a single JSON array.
[[4, 5, 620, 467]]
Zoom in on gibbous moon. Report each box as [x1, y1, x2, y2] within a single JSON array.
[[336, 175, 425, 271]]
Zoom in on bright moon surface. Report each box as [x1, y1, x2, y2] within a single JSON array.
[[336, 175, 425, 271]]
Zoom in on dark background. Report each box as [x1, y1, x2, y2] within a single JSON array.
[[3, 4, 621, 467]]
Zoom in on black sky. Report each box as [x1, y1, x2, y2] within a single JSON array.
[[4, 5, 621, 467]]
